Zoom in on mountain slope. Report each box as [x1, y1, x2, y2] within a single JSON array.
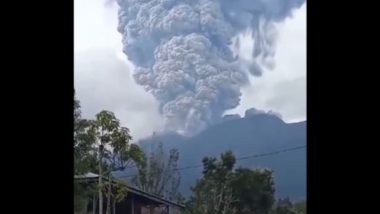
[[138, 111, 306, 199]]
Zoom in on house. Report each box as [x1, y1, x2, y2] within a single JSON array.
[[75, 173, 185, 214]]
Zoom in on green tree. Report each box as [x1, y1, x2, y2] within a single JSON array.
[[90, 110, 145, 214], [132, 141, 181, 202], [103, 137, 145, 214], [274, 198, 298, 214], [185, 151, 276, 214], [188, 151, 238, 214], [294, 200, 306, 214], [74, 95, 146, 214], [74, 95, 97, 213], [74, 95, 97, 175], [89, 110, 119, 214], [231, 168, 275, 214], [74, 181, 89, 214], [110, 180, 129, 214]]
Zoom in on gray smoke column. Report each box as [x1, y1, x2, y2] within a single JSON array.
[[116, 0, 305, 135]]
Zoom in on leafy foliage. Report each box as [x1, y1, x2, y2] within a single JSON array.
[[185, 151, 276, 214], [231, 168, 275, 214], [74, 95, 145, 214], [133, 141, 181, 201], [74, 95, 305, 214], [74, 96, 97, 175], [274, 198, 299, 214], [294, 200, 306, 214]]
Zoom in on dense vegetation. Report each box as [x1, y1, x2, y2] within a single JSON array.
[[74, 95, 306, 214]]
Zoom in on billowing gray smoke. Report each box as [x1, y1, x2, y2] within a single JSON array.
[[116, 0, 305, 135]]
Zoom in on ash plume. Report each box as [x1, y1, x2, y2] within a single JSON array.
[[116, 0, 305, 135]]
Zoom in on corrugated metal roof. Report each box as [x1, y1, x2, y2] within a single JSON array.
[[74, 172, 185, 209], [74, 172, 99, 179]]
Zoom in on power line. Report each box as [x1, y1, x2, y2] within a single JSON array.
[[114, 144, 306, 179]]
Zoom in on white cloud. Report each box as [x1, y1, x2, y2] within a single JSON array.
[[74, 0, 120, 52], [75, 0, 163, 140], [74, 0, 306, 141], [226, 4, 306, 123], [74, 49, 163, 140]]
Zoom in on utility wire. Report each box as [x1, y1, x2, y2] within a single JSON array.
[[114, 144, 306, 179]]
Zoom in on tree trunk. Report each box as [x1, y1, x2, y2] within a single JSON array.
[[149, 205, 155, 214], [92, 194, 96, 214], [106, 174, 112, 214], [99, 149, 103, 214], [113, 199, 116, 214]]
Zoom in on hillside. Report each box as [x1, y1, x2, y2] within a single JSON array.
[[136, 109, 306, 199]]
